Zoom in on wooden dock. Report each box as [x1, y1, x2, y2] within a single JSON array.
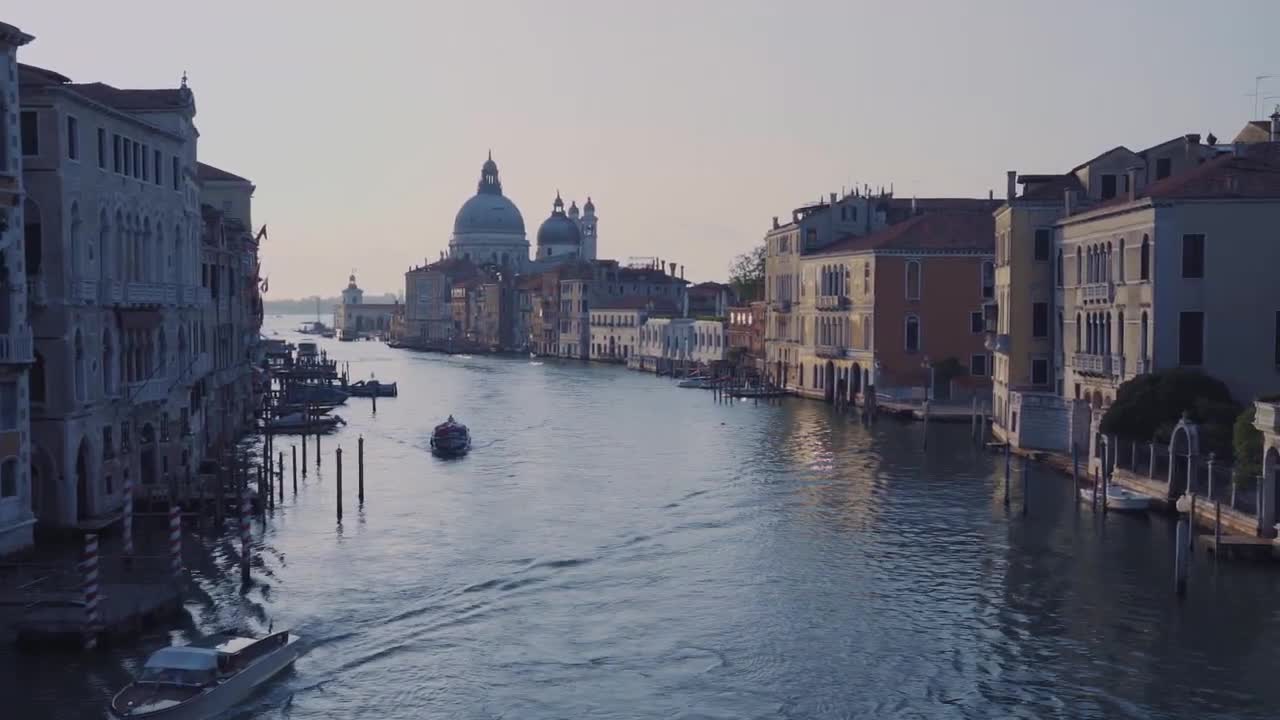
[[1201, 534, 1277, 560], [11, 580, 183, 650]]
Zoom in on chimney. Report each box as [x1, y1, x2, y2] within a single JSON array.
[[1006, 170, 1017, 201], [1184, 133, 1201, 162], [1064, 189, 1075, 217], [1271, 108, 1280, 142], [772, 216, 779, 230], [829, 192, 837, 205], [988, 189, 994, 201], [1126, 167, 1138, 201], [680, 265, 684, 279]]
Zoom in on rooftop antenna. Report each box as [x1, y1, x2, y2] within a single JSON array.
[[180, 70, 188, 89], [1253, 75, 1280, 120]]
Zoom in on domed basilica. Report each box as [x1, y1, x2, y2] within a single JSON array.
[[448, 153, 597, 270]]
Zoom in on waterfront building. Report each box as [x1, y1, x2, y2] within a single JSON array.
[[801, 211, 995, 404], [763, 189, 997, 393], [690, 318, 727, 369], [590, 297, 678, 363], [726, 302, 766, 379], [333, 273, 398, 339], [1058, 140, 1280, 411], [197, 192, 263, 454], [636, 316, 695, 374], [403, 257, 477, 346], [0, 21, 35, 554], [18, 63, 207, 530], [990, 135, 1216, 449]]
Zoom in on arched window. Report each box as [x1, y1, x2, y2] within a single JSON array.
[[1140, 311, 1149, 362], [1076, 313, 1082, 353], [1076, 247, 1082, 285], [1139, 234, 1150, 280], [904, 314, 921, 352], [1104, 312, 1111, 355], [23, 197, 41, 277], [174, 224, 184, 285], [1118, 239, 1126, 282], [905, 260, 921, 300], [1106, 242, 1113, 283], [102, 328, 114, 396], [74, 330, 86, 403], [863, 263, 870, 293], [99, 209, 111, 283], [1056, 248, 1064, 287], [1117, 310, 1125, 357]]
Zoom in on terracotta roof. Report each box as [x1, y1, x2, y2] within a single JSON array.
[[886, 197, 1000, 214], [1144, 142, 1280, 200], [813, 212, 995, 256], [64, 81, 191, 111], [197, 162, 251, 184]]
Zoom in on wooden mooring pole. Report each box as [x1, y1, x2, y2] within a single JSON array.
[[358, 435, 365, 505], [1174, 515, 1190, 596], [1214, 501, 1223, 559], [335, 446, 344, 521], [1021, 455, 1029, 516], [82, 532, 101, 651], [1071, 442, 1080, 502], [240, 491, 252, 587], [1003, 443, 1011, 507], [292, 445, 298, 493], [302, 432, 308, 478], [316, 427, 322, 468]]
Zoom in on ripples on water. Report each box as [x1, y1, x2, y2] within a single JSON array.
[[5, 318, 1280, 719]]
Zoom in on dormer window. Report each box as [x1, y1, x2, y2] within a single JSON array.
[[1100, 174, 1117, 200]]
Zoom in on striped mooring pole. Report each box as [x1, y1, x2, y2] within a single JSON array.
[[168, 503, 182, 581], [240, 493, 252, 586], [81, 533, 101, 650], [122, 474, 134, 557]]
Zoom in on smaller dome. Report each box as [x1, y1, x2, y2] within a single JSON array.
[[583, 196, 595, 212], [536, 195, 582, 247]]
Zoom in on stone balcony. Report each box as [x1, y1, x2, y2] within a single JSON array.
[[124, 282, 174, 306], [1080, 282, 1115, 304], [816, 295, 850, 311], [815, 345, 851, 359], [1110, 354, 1126, 378], [73, 279, 99, 305], [0, 328, 34, 365], [1073, 353, 1110, 375]]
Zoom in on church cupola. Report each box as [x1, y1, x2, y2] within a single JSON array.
[[568, 200, 580, 220], [477, 150, 503, 195]]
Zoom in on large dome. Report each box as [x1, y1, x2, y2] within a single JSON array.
[[453, 193, 525, 235], [452, 153, 525, 236], [536, 194, 581, 247]]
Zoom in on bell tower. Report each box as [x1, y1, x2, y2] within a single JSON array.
[[580, 196, 598, 260]]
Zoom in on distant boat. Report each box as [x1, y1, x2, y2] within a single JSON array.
[[266, 412, 344, 434], [108, 630, 301, 719], [431, 416, 471, 457], [677, 375, 712, 389]]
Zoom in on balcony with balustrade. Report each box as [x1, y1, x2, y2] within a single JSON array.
[[73, 279, 99, 305], [0, 327, 34, 365], [1110, 354, 1126, 378], [1079, 282, 1115, 305], [123, 282, 173, 306], [815, 295, 850, 311], [100, 280, 123, 305], [1072, 353, 1112, 376], [815, 345, 850, 359]]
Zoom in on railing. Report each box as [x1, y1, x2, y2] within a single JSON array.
[[0, 328, 34, 364], [815, 295, 850, 311], [1110, 354, 1126, 378], [1135, 357, 1150, 375], [126, 377, 169, 404], [1072, 353, 1110, 375], [182, 286, 197, 306], [815, 345, 849, 359], [73, 279, 99, 304], [770, 300, 792, 312], [1081, 282, 1115, 303], [124, 282, 170, 306]]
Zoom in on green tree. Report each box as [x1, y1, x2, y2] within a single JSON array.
[[1099, 368, 1240, 459], [728, 242, 766, 302], [1233, 404, 1263, 483]]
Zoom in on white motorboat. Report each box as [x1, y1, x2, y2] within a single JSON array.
[[1078, 484, 1153, 512], [109, 631, 301, 719], [677, 376, 711, 389]]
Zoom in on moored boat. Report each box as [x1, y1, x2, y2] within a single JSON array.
[[1078, 484, 1153, 512], [266, 412, 344, 434], [346, 380, 398, 397], [108, 630, 301, 719], [677, 375, 710, 389], [431, 416, 471, 457]]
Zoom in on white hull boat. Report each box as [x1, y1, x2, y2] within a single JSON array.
[[677, 376, 711, 389], [1078, 484, 1153, 512], [109, 631, 301, 719]]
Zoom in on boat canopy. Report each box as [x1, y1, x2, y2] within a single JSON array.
[[144, 647, 220, 671]]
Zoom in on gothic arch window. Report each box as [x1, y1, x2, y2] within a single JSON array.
[[1140, 311, 1149, 361], [1118, 239, 1126, 282], [905, 260, 921, 301], [1117, 310, 1125, 356], [904, 314, 921, 353], [1140, 234, 1150, 280], [102, 327, 115, 396], [74, 330, 86, 404], [1075, 313, 1082, 353], [1076, 246, 1082, 285], [1056, 248, 1063, 287]]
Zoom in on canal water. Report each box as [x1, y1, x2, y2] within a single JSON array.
[[5, 315, 1280, 719]]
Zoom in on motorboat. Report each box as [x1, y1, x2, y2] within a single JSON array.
[[109, 630, 301, 719], [346, 379, 398, 397], [266, 412, 344, 434], [677, 375, 712, 389], [1078, 483, 1153, 512], [285, 383, 350, 406], [431, 416, 471, 457]]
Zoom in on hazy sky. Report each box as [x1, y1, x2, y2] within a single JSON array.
[[11, 1, 1280, 297]]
